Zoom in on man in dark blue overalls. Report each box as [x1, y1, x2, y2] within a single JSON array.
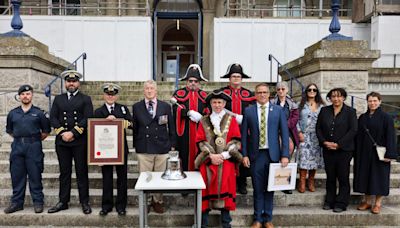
[[4, 85, 51, 214]]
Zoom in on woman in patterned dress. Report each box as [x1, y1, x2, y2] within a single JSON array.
[[297, 83, 325, 193]]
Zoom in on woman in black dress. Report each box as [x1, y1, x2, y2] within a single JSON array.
[[354, 92, 397, 214]]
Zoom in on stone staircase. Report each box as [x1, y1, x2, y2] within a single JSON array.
[[0, 81, 399, 227]]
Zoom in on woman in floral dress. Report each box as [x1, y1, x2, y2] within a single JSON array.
[[297, 83, 325, 193]]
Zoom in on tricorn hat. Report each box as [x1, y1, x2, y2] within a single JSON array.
[[180, 64, 208, 82], [18, 84, 33, 95], [221, 63, 250, 79], [205, 89, 232, 106], [102, 83, 122, 95], [61, 70, 82, 81]]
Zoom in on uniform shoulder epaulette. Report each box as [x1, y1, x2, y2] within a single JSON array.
[[174, 88, 188, 98], [240, 87, 254, 98], [199, 90, 207, 99]]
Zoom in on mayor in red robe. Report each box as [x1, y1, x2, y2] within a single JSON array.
[[195, 90, 242, 228]]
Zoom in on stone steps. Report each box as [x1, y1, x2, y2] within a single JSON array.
[[0, 205, 399, 227], [0, 171, 399, 191], [1, 187, 400, 208]]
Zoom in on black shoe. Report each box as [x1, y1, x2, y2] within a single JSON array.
[[34, 204, 44, 213], [238, 185, 248, 195], [99, 209, 111, 216], [4, 204, 23, 214], [48, 202, 68, 213], [117, 209, 126, 216], [322, 203, 332, 210], [282, 190, 293, 194], [333, 207, 346, 213], [82, 203, 92, 214]]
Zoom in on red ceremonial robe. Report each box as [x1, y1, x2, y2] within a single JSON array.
[[173, 87, 208, 171], [195, 114, 242, 212]]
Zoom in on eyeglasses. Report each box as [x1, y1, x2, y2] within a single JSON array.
[[307, 88, 318, 92], [188, 79, 199, 83], [277, 88, 285, 91]]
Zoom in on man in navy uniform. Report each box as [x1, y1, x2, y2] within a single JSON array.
[[219, 63, 256, 195], [48, 70, 93, 214], [4, 85, 51, 214], [94, 83, 132, 216]]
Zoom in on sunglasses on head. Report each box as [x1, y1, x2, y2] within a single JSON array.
[[307, 88, 318, 92]]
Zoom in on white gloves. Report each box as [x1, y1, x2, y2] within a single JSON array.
[[188, 110, 202, 123], [235, 114, 243, 125], [221, 151, 231, 160]]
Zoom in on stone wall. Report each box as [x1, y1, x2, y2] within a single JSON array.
[[0, 35, 70, 147]]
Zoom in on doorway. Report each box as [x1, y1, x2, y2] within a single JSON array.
[[153, 0, 203, 81]]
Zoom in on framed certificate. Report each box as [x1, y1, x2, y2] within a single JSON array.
[[267, 163, 297, 191], [87, 118, 125, 165]]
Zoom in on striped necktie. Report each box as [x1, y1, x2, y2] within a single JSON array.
[[259, 105, 266, 147]]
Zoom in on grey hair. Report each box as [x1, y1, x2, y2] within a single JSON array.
[[144, 80, 157, 90], [276, 81, 289, 89]]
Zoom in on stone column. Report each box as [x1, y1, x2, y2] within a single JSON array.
[[0, 36, 70, 145], [280, 40, 380, 115]]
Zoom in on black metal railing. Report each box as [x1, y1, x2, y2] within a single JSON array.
[[268, 54, 305, 96], [44, 52, 87, 111]]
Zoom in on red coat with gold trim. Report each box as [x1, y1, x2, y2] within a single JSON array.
[[195, 114, 242, 212]]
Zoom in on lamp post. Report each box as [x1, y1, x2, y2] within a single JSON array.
[[323, 0, 352, 40], [0, 0, 29, 37]]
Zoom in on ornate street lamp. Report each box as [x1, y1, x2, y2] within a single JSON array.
[[0, 0, 29, 37], [323, 0, 352, 40]]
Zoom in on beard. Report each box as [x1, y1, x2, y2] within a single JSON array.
[[67, 87, 77, 93], [21, 99, 31, 105]]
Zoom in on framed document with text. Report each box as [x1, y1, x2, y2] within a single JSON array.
[[88, 118, 125, 165], [267, 163, 297, 191]]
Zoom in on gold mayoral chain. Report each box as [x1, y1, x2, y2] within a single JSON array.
[[213, 117, 231, 147]]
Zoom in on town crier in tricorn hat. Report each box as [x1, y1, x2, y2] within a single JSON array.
[[171, 64, 209, 172]]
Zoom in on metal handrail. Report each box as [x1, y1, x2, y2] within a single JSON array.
[[44, 52, 87, 111], [268, 54, 305, 96]]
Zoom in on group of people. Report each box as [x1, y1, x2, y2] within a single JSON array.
[[4, 63, 397, 228]]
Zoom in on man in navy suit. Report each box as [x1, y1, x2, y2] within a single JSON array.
[[241, 83, 289, 228], [132, 80, 176, 214]]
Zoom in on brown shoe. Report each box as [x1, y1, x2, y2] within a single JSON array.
[[357, 202, 372, 211], [371, 205, 381, 214], [250, 221, 262, 228], [264, 222, 274, 228], [152, 202, 165, 214]]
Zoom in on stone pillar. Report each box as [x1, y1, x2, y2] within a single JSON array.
[[202, 9, 215, 80], [280, 40, 380, 115], [0, 36, 70, 145]]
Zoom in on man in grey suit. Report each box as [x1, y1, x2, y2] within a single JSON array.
[[241, 83, 289, 228], [132, 80, 176, 214]]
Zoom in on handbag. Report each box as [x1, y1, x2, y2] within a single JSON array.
[[364, 126, 386, 161]]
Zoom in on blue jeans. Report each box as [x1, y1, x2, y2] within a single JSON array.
[[201, 209, 232, 228]]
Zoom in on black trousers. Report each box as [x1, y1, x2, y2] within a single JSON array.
[[237, 165, 251, 188], [101, 153, 128, 211], [56, 143, 89, 204], [323, 149, 352, 209]]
